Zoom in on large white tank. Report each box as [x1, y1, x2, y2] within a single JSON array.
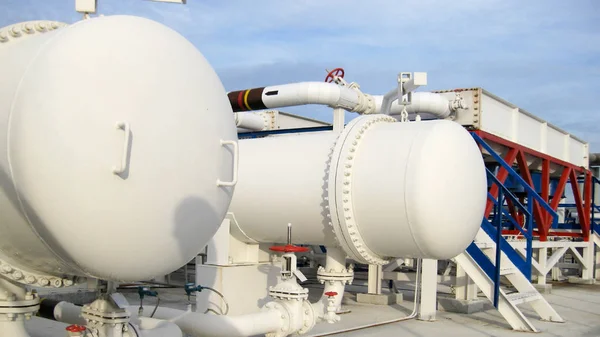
[[0, 16, 237, 283], [229, 115, 486, 264]]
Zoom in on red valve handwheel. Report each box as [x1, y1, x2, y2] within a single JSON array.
[[66, 325, 86, 332], [269, 244, 310, 253], [325, 68, 345, 83], [325, 291, 338, 297]]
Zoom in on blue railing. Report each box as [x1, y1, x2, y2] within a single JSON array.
[[469, 133, 559, 308]]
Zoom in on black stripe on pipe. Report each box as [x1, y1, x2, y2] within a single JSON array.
[[227, 87, 267, 112]]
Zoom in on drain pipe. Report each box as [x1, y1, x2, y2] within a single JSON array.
[[317, 258, 422, 336], [312, 247, 353, 322]]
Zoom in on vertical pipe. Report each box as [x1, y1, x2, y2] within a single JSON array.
[[527, 193, 534, 279]]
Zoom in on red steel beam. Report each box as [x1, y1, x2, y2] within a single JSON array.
[[547, 167, 571, 229], [516, 150, 547, 240], [477, 131, 586, 173], [584, 171, 592, 225], [484, 148, 519, 216], [569, 169, 590, 241]]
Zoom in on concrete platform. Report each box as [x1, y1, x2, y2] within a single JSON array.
[[568, 277, 596, 285], [437, 297, 488, 314], [533, 283, 553, 294], [356, 293, 403, 305], [23, 281, 600, 337]]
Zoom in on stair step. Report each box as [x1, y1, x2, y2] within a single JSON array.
[[500, 267, 517, 275], [475, 242, 494, 249], [505, 291, 542, 305]]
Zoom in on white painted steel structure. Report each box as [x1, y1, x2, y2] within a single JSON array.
[[433, 88, 590, 169], [0, 15, 237, 283]]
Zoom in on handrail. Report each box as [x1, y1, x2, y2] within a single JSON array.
[[472, 132, 559, 225]]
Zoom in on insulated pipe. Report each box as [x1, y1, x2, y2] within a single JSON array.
[[228, 82, 369, 113], [133, 306, 283, 337], [228, 115, 487, 264], [227, 82, 454, 117]]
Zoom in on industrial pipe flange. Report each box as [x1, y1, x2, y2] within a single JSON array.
[[327, 115, 397, 265], [0, 258, 76, 289], [0, 21, 67, 44], [316, 265, 354, 285]]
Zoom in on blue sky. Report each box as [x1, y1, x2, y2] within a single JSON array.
[[2, 0, 600, 150]]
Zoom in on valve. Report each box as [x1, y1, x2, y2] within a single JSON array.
[[325, 67, 345, 83], [66, 324, 86, 336], [323, 291, 341, 323], [269, 223, 308, 281]]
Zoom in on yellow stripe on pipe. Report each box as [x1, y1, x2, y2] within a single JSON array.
[[243, 90, 252, 110]]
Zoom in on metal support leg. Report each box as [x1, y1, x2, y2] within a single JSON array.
[[367, 264, 382, 294], [538, 247, 547, 285], [333, 108, 345, 134], [418, 259, 437, 321], [582, 241, 595, 280], [455, 264, 477, 300]]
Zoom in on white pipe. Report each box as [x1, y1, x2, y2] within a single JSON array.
[[53, 301, 87, 326], [234, 112, 266, 131], [132, 306, 283, 337], [136, 317, 182, 337], [312, 247, 348, 316], [228, 82, 454, 118], [374, 92, 452, 118]]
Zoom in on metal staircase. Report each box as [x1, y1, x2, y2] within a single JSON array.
[[455, 225, 564, 331], [452, 133, 565, 331]]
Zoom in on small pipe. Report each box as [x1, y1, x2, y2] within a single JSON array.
[[317, 258, 422, 336]]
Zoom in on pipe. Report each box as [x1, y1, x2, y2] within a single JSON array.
[[0, 278, 34, 337], [228, 82, 369, 113], [135, 317, 182, 337], [40, 300, 88, 326], [312, 247, 348, 317], [133, 306, 283, 337], [234, 112, 266, 131], [374, 92, 452, 118], [227, 82, 454, 118], [317, 258, 423, 336]]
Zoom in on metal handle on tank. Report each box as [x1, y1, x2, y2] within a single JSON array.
[[112, 121, 131, 175], [217, 140, 239, 187]]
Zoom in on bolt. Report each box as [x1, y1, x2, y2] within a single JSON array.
[[1, 265, 12, 273], [12, 271, 23, 280], [63, 279, 74, 286], [52, 278, 62, 287], [25, 275, 36, 284], [25, 292, 33, 300], [38, 278, 49, 286]]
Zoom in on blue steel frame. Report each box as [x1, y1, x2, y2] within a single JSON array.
[[469, 133, 559, 308]]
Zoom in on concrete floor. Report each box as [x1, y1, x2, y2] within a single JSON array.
[[25, 281, 600, 337]]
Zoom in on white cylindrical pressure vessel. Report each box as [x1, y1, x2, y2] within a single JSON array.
[[0, 16, 237, 283], [229, 115, 486, 264]]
